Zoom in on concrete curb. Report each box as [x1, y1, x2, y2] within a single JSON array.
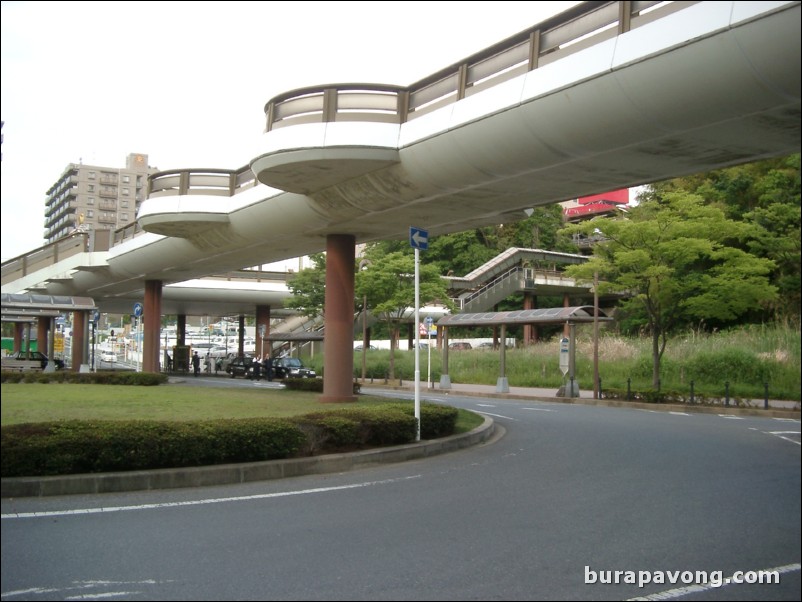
[[360, 383, 801, 418], [0, 416, 495, 499]]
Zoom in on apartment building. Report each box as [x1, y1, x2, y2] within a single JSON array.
[[43, 153, 158, 244]]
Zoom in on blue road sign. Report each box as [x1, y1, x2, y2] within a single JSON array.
[[133, 302, 143, 317], [410, 227, 428, 251]]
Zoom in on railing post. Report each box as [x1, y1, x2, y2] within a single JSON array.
[[725, 381, 730, 406]]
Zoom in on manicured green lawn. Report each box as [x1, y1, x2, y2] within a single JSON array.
[[0, 383, 484, 433]]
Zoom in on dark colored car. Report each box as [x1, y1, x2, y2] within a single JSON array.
[[7, 350, 65, 370], [448, 342, 472, 350], [225, 356, 255, 378], [272, 357, 317, 379]]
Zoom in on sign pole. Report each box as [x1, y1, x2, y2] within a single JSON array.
[[414, 247, 421, 442]]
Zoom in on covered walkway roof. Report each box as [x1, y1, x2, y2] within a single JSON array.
[[1, 293, 96, 322], [436, 306, 611, 328]]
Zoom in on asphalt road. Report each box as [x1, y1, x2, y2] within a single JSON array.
[[2, 388, 799, 601]]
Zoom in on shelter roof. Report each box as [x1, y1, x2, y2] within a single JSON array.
[[436, 306, 611, 328]]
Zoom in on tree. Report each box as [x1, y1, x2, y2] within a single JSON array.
[[356, 249, 453, 380], [642, 154, 800, 320], [560, 191, 777, 389], [284, 253, 327, 319]]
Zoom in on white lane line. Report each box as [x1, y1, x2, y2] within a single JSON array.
[[476, 403, 497, 407], [474, 411, 518, 421], [522, 407, 555, 412], [0, 475, 421, 520], [669, 411, 689, 416], [719, 414, 745, 419]]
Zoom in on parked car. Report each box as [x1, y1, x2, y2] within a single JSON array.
[[99, 350, 117, 363], [226, 356, 255, 378], [354, 344, 377, 351], [272, 357, 317, 379], [448, 342, 472, 350], [6, 350, 65, 370]]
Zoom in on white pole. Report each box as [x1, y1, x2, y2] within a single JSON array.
[[414, 247, 421, 441]]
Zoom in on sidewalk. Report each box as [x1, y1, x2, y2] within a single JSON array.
[[360, 380, 801, 416]]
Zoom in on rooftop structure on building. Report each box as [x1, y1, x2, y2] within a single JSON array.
[[44, 153, 158, 245]]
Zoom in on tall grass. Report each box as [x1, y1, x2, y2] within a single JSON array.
[[324, 323, 801, 401]]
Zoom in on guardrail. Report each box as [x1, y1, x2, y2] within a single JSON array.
[[263, 1, 693, 131], [1, 233, 89, 286]]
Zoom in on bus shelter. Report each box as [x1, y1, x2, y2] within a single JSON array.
[[436, 306, 612, 394]]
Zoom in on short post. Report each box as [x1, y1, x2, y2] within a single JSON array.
[[570, 375, 575, 398], [627, 377, 631, 401], [598, 377, 602, 399], [690, 380, 695, 404], [725, 381, 730, 406], [764, 382, 769, 410]]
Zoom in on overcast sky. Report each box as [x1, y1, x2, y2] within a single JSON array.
[[1, 0, 582, 261]]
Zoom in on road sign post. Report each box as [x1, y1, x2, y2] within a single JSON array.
[[410, 226, 429, 441]]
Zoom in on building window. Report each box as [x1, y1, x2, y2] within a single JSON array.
[[122, 188, 129, 195], [88, 171, 96, 179], [87, 197, 95, 205], [87, 210, 94, 218], [122, 175, 130, 183], [88, 184, 94, 192], [120, 213, 129, 221]]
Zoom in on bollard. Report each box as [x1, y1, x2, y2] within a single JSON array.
[[764, 382, 769, 410], [570, 375, 575, 398], [725, 381, 730, 406], [598, 377, 602, 399], [627, 378, 631, 401], [690, 380, 695, 404], [399, 377, 403, 386]]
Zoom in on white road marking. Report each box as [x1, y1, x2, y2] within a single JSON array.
[[0, 476, 421, 520]]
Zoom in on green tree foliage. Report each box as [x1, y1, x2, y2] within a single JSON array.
[[560, 192, 777, 388], [642, 154, 800, 319], [284, 253, 327, 319], [356, 247, 454, 379]]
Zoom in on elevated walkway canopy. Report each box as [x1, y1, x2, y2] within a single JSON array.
[[436, 306, 611, 328], [1, 293, 96, 322]]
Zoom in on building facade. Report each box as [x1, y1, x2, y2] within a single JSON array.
[[43, 153, 157, 244]]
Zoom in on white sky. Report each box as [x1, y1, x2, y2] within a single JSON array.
[[1, 0, 582, 262]]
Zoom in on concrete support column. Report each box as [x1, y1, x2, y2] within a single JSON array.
[[13, 323, 24, 352], [238, 316, 245, 356], [563, 293, 571, 337], [523, 293, 538, 345], [143, 280, 162, 372], [37, 319, 50, 359], [321, 234, 356, 402], [256, 305, 271, 358], [177, 315, 187, 346], [72, 310, 87, 370], [439, 327, 451, 389]]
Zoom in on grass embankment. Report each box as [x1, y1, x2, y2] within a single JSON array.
[[340, 324, 801, 401], [0, 384, 484, 433]]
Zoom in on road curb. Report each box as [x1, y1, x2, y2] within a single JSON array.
[[0, 415, 495, 499]]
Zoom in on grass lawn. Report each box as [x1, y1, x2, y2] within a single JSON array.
[[0, 383, 484, 433]]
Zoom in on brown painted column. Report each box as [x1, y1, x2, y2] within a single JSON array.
[[256, 305, 271, 358], [72, 310, 87, 370], [143, 280, 162, 372], [238, 316, 245, 356], [177, 315, 187, 346], [13, 323, 24, 352], [37, 318, 50, 358], [523, 293, 538, 345], [321, 234, 356, 402]]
